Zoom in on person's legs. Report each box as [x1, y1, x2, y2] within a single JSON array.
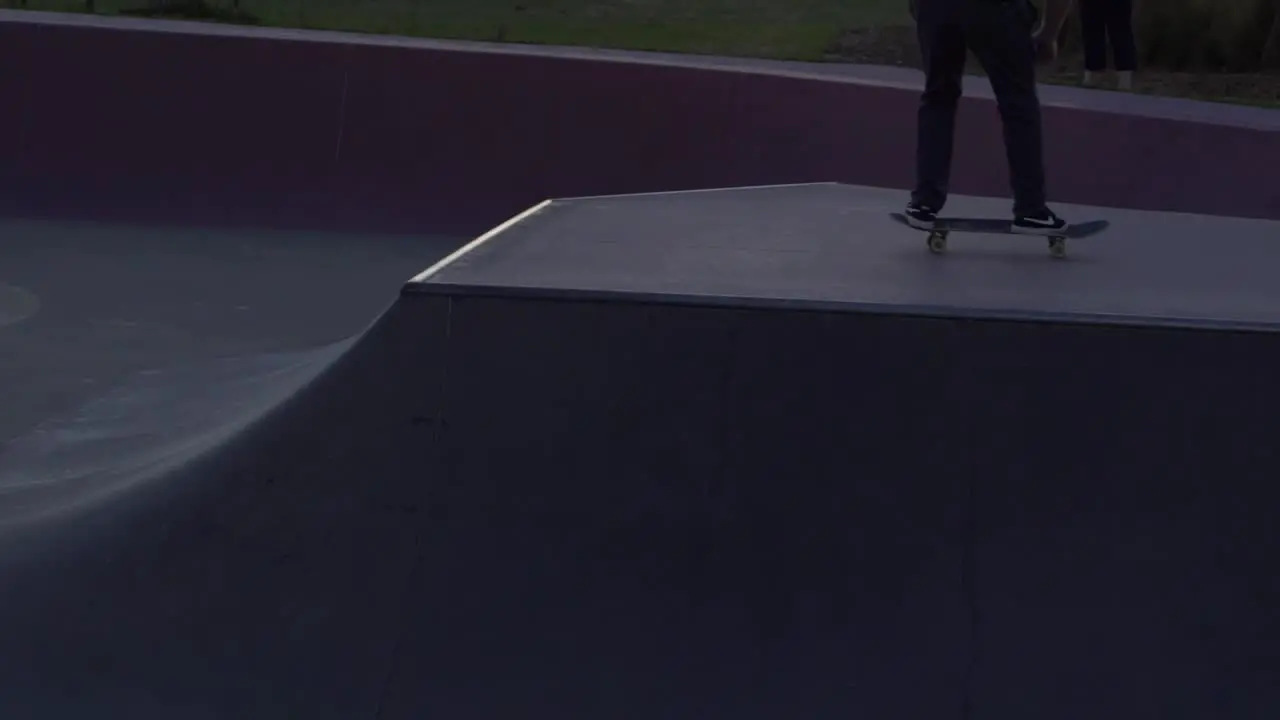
[[963, 0, 1062, 229], [1106, 0, 1137, 89], [1078, 0, 1109, 78], [907, 15, 968, 225]]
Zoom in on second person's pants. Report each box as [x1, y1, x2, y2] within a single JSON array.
[[1079, 0, 1137, 72]]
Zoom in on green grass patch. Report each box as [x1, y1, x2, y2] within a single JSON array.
[[13, 0, 909, 60]]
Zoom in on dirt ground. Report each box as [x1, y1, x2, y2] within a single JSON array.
[[827, 25, 1280, 108]]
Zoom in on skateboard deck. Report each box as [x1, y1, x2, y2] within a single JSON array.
[[889, 212, 1110, 258]]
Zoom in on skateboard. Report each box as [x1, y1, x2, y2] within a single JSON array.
[[889, 213, 1110, 259]]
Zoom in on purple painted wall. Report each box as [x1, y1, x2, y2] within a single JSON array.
[[0, 13, 1275, 237]]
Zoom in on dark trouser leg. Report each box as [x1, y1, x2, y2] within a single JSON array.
[[963, 0, 1046, 216], [912, 19, 967, 212], [1106, 0, 1137, 71], [1079, 0, 1109, 72]]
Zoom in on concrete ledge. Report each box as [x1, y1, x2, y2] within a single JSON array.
[[0, 9, 1275, 235]]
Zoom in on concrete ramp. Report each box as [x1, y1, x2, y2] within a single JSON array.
[[0, 344, 344, 526], [2, 183, 1277, 719], [0, 298, 448, 719]]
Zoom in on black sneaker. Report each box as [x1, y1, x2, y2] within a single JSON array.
[[904, 202, 937, 229], [1012, 208, 1069, 235]]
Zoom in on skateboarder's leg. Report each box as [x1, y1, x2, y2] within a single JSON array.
[[910, 16, 967, 216], [963, 0, 1047, 217]]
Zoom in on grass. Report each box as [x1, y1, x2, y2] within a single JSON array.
[[12, 0, 909, 59], [6, 0, 1279, 107]]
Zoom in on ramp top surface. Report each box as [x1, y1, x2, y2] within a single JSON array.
[[409, 182, 1280, 331]]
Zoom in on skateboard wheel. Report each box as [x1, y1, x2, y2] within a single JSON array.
[[1048, 237, 1067, 259], [927, 231, 947, 253]]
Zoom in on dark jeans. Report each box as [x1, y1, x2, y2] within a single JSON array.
[[1080, 0, 1137, 72], [911, 0, 1046, 216]]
